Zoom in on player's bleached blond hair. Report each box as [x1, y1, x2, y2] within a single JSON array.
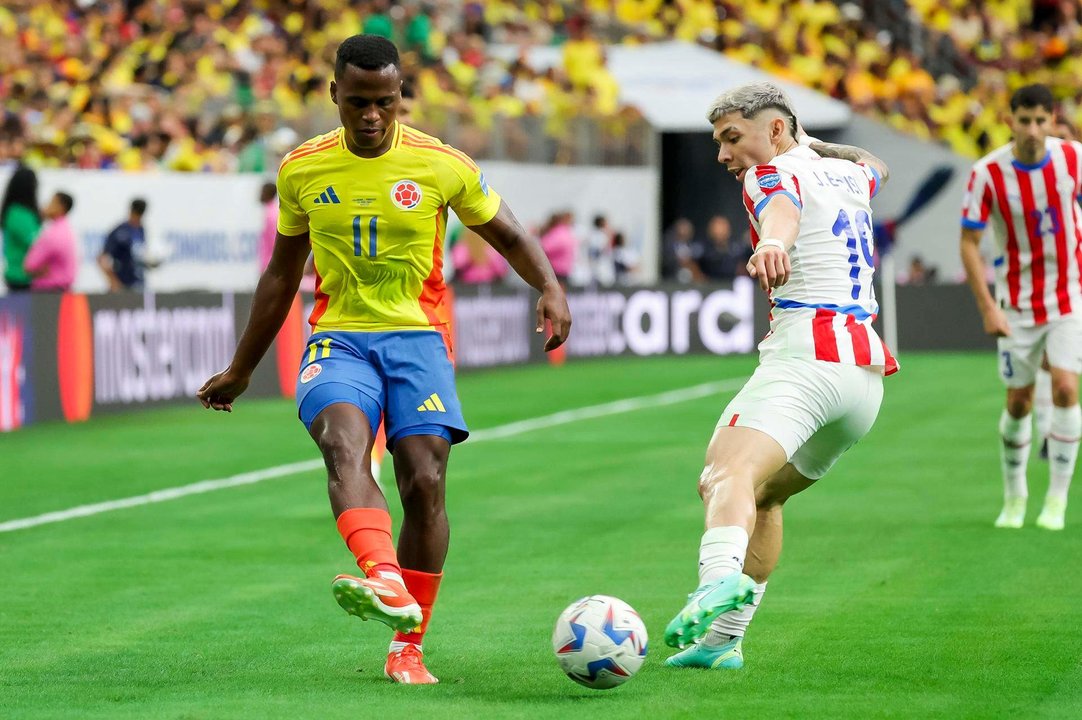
[[706, 83, 798, 138]]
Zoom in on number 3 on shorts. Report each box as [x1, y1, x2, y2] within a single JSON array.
[[1000, 350, 1014, 379]]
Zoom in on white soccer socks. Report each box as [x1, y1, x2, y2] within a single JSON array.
[[1047, 404, 1081, 502], [706, 581, 768, 645], [698, 526, 749, 586], [999, 410, 1032, 500]]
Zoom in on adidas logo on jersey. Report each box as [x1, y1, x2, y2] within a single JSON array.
[[416, 393, 446, 413], [313, 186, 341, 204]]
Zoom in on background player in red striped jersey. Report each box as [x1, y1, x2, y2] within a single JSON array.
[[1030, 115, 1081, 465], [197, 35, 571, 684], [960, 84, 1082, 531], [662, 82, 896, 670]]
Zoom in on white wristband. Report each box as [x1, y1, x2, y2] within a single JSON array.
[[798, 134, 821, 147], [755, 238, 786, 254]]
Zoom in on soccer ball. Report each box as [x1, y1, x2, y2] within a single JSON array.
[[552, 595, 648, 689]]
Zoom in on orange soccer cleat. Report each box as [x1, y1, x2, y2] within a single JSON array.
[[331, 574, 422, 633], [385, 643, 438, 684]]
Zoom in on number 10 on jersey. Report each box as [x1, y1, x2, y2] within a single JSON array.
[[353, 216, 378, 258], [832, 209, 875, 300]]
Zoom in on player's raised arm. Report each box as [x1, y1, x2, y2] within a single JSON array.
[[197, 230, 310, 411], [806, 140, 891, 187], [469, 200, 572, 351]]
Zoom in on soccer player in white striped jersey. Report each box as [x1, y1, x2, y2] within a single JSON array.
[[663, 82, 897, 670], [960, 84, 1082, 532]]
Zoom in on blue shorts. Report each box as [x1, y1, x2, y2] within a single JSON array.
[[295, 330, 468, 451]]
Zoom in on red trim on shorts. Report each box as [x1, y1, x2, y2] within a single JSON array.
[[728, 413, 740, 427], [812, 308, 840, 362], [882, 340, 900, 375], [845, 314, 872, 364]]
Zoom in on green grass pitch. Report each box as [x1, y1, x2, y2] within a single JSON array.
[[1, 353, 1080, 719]]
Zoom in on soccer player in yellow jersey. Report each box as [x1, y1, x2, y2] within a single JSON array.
[[197, 35, 571, 684]]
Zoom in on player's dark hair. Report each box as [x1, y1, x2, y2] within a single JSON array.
[[1010, 84, 1054, 113], [0, 165, 40, 223], [260, 182, 277, 203], [131, 198, 147, 216], [335, 35, 401, 77], [55, 192, 74, 214]]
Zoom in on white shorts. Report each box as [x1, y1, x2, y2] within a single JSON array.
[[998, 314, 1082, 388], [717, 357, 884, 480]]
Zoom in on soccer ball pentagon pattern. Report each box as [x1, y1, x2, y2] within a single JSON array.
[[552, 595, 648, 689], [391, 179, 422, 209]]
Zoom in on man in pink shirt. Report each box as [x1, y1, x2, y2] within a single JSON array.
[[25, 192, 77, 292], [451, 229, 508, 284], [258, 182, 278, 272], [539, 211, 579, 283]]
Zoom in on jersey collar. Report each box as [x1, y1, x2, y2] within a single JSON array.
[[337, 123, 404, 157], [1011, 151, 1051, 171]]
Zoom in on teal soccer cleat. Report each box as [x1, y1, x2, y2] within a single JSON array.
[[664, 572, 756, 648], [664, 636, 744, 669]]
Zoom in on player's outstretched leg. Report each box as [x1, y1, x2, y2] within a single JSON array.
[[667, 465, 808, 667], [665, 427, 785, 649], [309, 405, 423, 633]]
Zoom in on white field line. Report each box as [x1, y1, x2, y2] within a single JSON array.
[[0, 378, 743, 534]]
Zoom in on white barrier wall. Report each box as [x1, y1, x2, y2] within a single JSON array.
[[38, 169, 265, 294], [1, 163, 659, 293]]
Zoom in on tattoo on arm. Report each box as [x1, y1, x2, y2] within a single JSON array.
[[808, 141, 891, 184]]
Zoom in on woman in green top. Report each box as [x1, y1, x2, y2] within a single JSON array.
[[2, 165, 42, 291]]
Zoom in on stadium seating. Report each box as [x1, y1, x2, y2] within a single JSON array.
[[4, 0, 1082, 171]]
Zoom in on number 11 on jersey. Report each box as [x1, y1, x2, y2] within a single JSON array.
[[353, 216, 378, 258]]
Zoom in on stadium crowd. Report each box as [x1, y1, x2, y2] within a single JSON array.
[[0, 0, 650, 171], [5, 1, 1082, 172]]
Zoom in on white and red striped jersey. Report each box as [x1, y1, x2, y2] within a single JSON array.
[[742, 145, 898, 375], [963, 138, 1082, 326]]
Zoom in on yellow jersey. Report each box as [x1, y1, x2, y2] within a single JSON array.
[[276, 123, 502, 333]]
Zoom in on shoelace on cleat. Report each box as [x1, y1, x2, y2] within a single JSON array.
[[393, 644, 427, 669]]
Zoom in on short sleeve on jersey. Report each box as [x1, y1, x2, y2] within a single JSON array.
[[742, 165, 803, 220], [961, 166, 992, 230], [276, 164, 309, 236], [443, 159, 502, 227], [1071, 141, 1082, 198], [857, 163, 882, 198]]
